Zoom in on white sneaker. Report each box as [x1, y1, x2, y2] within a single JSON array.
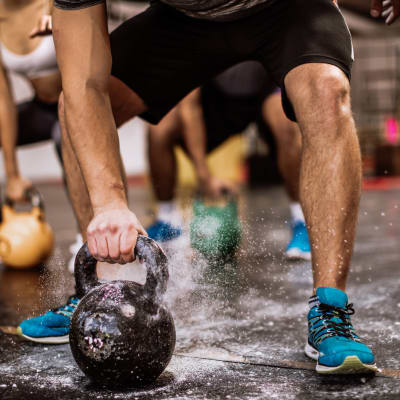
[[68, 234, 83, 274]]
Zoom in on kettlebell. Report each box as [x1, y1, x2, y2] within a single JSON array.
[[70, 235, 176, 388], [0, 188, 54, 269], [190, 192, 242, 261]]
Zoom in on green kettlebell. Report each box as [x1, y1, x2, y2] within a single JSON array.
[[190, 194, 241, 261]]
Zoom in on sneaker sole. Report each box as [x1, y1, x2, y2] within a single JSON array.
[[304, 342, 377, 375], [285, 248, 311, 261], [17, 327, 69, 344]]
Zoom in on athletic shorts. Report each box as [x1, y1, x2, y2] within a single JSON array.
[[12, 98, 62, 161], [201, 83, 279, 153], [110, 0, 353, 123]]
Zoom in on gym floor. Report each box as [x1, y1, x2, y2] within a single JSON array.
[[0, 183, 399, 399]]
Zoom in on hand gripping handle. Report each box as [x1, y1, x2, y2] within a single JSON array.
[[74, 235, 169, 303], [5, 187, 45, 210]]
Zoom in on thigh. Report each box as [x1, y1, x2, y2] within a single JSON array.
[[17, 99, 58, 146], [257, 0, 353, 121], [110, 2, 240, 125], [149, 106, 183, 145]]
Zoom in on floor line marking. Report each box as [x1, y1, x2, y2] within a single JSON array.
[[2, 327, 398, 380], [175, 354, 400, 379]]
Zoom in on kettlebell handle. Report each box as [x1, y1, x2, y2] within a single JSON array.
[[74, 235, 169, 304], [5, 187, 45, 211]]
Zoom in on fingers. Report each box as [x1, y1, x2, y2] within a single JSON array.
[[87, 235, 98, 260], [388, 0, 400, 24], [136, 222, 148, 237], [370, 0, 383, 17], [120, 229, 138, 263], [371, 0, 400, 24], [29, 28, 39, 38], [96, 225, 109, 261], [224, 183, 238, 196], [29, 16, 53, 38], [40, 16, 47, 33], [86, 209, 146, 265], [107, 229, 121, 260]]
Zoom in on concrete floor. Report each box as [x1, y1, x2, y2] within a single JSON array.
[[0, 183, 399, 399]]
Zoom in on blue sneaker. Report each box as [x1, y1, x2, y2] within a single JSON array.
[[147, 220, 182, 242], [17, 295, 80, 344], [285, 221, 311, 260], [305, 287, 376, 374]]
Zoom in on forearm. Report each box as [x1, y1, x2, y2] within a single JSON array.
[[53, 5, 126, 213], [180, 92, 210, 182], [0, 100, 19, 178], [46, 0, 53, 14], [63, 86, 127, 213]]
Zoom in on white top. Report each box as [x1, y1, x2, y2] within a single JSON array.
[[0, 35, 58, 79]]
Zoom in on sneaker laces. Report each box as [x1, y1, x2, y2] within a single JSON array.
[[52, 295, 80, 318], [310, 303, 360, 346]]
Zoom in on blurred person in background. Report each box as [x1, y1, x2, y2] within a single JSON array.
[[0, 0, 61, 201], [0, 0, 84, 273], [0, 0, 82, 326], [147, 61, 310, 261]]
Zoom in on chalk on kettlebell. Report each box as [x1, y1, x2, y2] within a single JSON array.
[[69, 235, 176, 388]]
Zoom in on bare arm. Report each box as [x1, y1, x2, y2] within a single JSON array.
[[179, 89, 210, 183], [0, 60, 32, 200], [179, 89, 235, 197], [0, 61, 18, 179], [53, 4, 145, 262]]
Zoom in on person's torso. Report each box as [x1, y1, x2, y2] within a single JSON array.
[[0, 35, 58, 80], [0, 1, 61, 102], [54, 0, 278, 21], [159, 0, 278, 21]]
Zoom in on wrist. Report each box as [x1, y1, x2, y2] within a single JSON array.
[[196, 165, 211, 183], [92, 199, 129, 216], [6, 171, 20, 180]]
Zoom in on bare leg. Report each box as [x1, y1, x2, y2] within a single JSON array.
[[262, 92, 302, 202], [148, 107, 182, 201], [284, 64, 361, 292]]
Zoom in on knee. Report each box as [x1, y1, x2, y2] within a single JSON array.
[[148, 123, 176, 148], [148, 110, 180, 148], [288, 66, 352, 123], [302, 68, 351, 119]]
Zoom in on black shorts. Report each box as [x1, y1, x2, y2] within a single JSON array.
[[201, 83, 279, 153], [110, 0, 353, 123], [16, 98, 59, 146]]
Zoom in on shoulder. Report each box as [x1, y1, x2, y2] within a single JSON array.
[[53, 0, 105, 10]]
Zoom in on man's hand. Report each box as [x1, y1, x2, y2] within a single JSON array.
[[371, 0, 400, 24], [87, 207, 147, 264], [30, 15, 52, 38], [6, 176, 33, 202], [200, 175, 236, 199]]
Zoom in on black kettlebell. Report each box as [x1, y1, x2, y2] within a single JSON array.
[[69, 235, 176, 387]]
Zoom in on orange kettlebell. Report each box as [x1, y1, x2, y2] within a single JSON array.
[[0, 188, 54, 269]]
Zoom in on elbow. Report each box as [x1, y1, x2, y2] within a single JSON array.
[[61, 77, 110, 112]]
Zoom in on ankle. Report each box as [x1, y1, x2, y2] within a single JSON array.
[[290, 202, 305, 224], [157, 200, 182, 226]]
